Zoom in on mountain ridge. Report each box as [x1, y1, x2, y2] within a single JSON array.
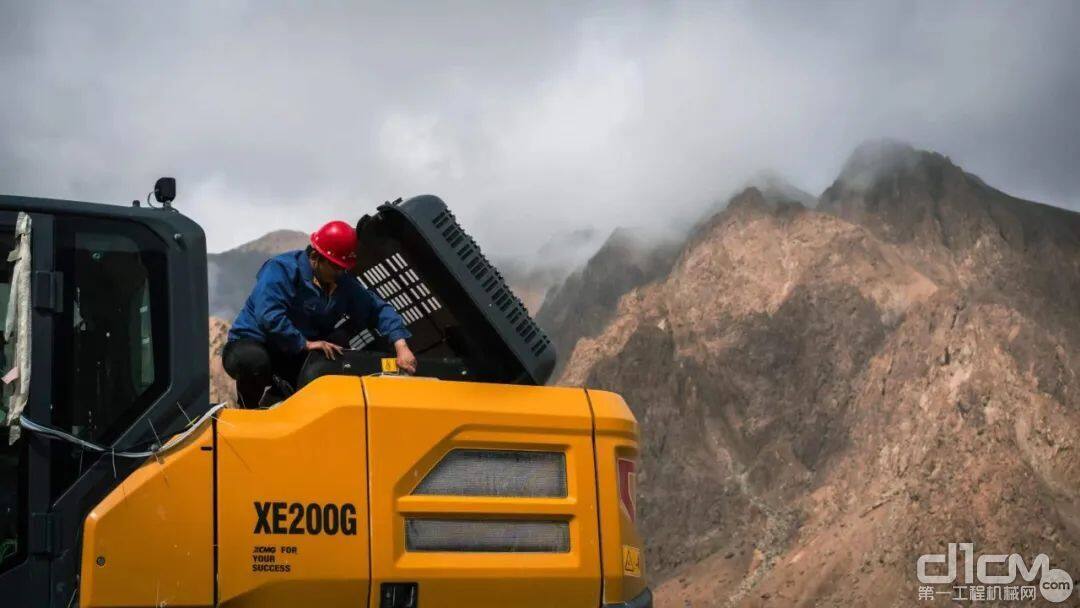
[[544, 142, 1080, 606]]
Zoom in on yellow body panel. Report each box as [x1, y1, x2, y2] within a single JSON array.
[[79, 376, 647, 607], [216, 376, 370, 607], [588, 389, 648, 604], [80, 426, 214, 608], [363, 376, 602, 608]]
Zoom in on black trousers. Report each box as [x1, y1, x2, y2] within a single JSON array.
[[222, 339, 306, 408]]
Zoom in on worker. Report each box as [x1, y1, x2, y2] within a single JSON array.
[[222, 220, 417, 407]]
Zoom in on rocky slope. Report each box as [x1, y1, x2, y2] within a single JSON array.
[[553, 142, 1080, 606], [208, 316, 232, 404], [537, 177, 816, 381], [536, 228, 684, 378]]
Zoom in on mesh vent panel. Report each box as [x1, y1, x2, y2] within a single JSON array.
[[405, 519, 570, 553], [413, 449, 567, 498]]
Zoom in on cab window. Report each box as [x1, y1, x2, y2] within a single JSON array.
[[51, 218, 169, 494]]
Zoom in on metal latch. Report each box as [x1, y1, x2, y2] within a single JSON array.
[[31, 271, 63, 313]]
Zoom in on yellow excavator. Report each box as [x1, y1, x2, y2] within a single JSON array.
[[0, 180, 649, 607]]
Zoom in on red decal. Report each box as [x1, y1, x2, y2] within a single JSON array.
[[617, 458, 637, 522]]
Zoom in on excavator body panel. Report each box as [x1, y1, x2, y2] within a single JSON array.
[[78, 377, 647, 608]]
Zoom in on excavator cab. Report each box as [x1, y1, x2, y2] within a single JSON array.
[[0, 196, 210, 606]]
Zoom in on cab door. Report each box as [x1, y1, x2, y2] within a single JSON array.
[[363, 377, 601, 608]]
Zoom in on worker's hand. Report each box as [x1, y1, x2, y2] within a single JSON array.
[[394, 339, 417, 374], [305, 339, 344, 360]]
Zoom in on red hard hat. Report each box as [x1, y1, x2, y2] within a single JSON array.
[[310, 220, 358, 270]]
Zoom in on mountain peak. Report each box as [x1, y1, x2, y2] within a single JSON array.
[[536, 224, 681, 379], [817, 140, 988, 250], [816, 140, 1080, 312], [744, 171, 817, 207], [228, 229, 309, 255], [833, 139, 954, 193]]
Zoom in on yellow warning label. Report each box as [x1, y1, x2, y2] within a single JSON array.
[[622, 545, 642, 577], [381, 358, 399, 373]]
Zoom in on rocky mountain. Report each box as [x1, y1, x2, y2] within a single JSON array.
[[536, 227, 684, 378], [743, 171, 818, 208], [536, 176, 815, 381], [549, 141, 1080, 606], [207, 229, 309, 319], [495, 227, 603, 313], [208, 316, 232, 404]]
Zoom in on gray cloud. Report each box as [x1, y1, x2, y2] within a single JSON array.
[[1, 1, 1077, 256]]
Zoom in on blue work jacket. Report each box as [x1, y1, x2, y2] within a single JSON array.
[[227, 250, 411, 354]]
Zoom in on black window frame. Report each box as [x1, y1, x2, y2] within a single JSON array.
[[0, 219, 25, 576], [0, 210, 56, 606]]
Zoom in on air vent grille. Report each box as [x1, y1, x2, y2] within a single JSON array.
[[414, 449, 567, 498], [405, 519, 570, 553], [430, 209, 549, 357]]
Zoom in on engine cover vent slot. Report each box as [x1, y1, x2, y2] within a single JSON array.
[[405, 519, 570, 553], [413, 449, 567, 498]]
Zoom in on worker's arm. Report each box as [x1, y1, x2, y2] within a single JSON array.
[[251, 261, 308, 354]]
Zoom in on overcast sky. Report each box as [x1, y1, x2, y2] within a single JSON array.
[[1, 1, 1077, 257]]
